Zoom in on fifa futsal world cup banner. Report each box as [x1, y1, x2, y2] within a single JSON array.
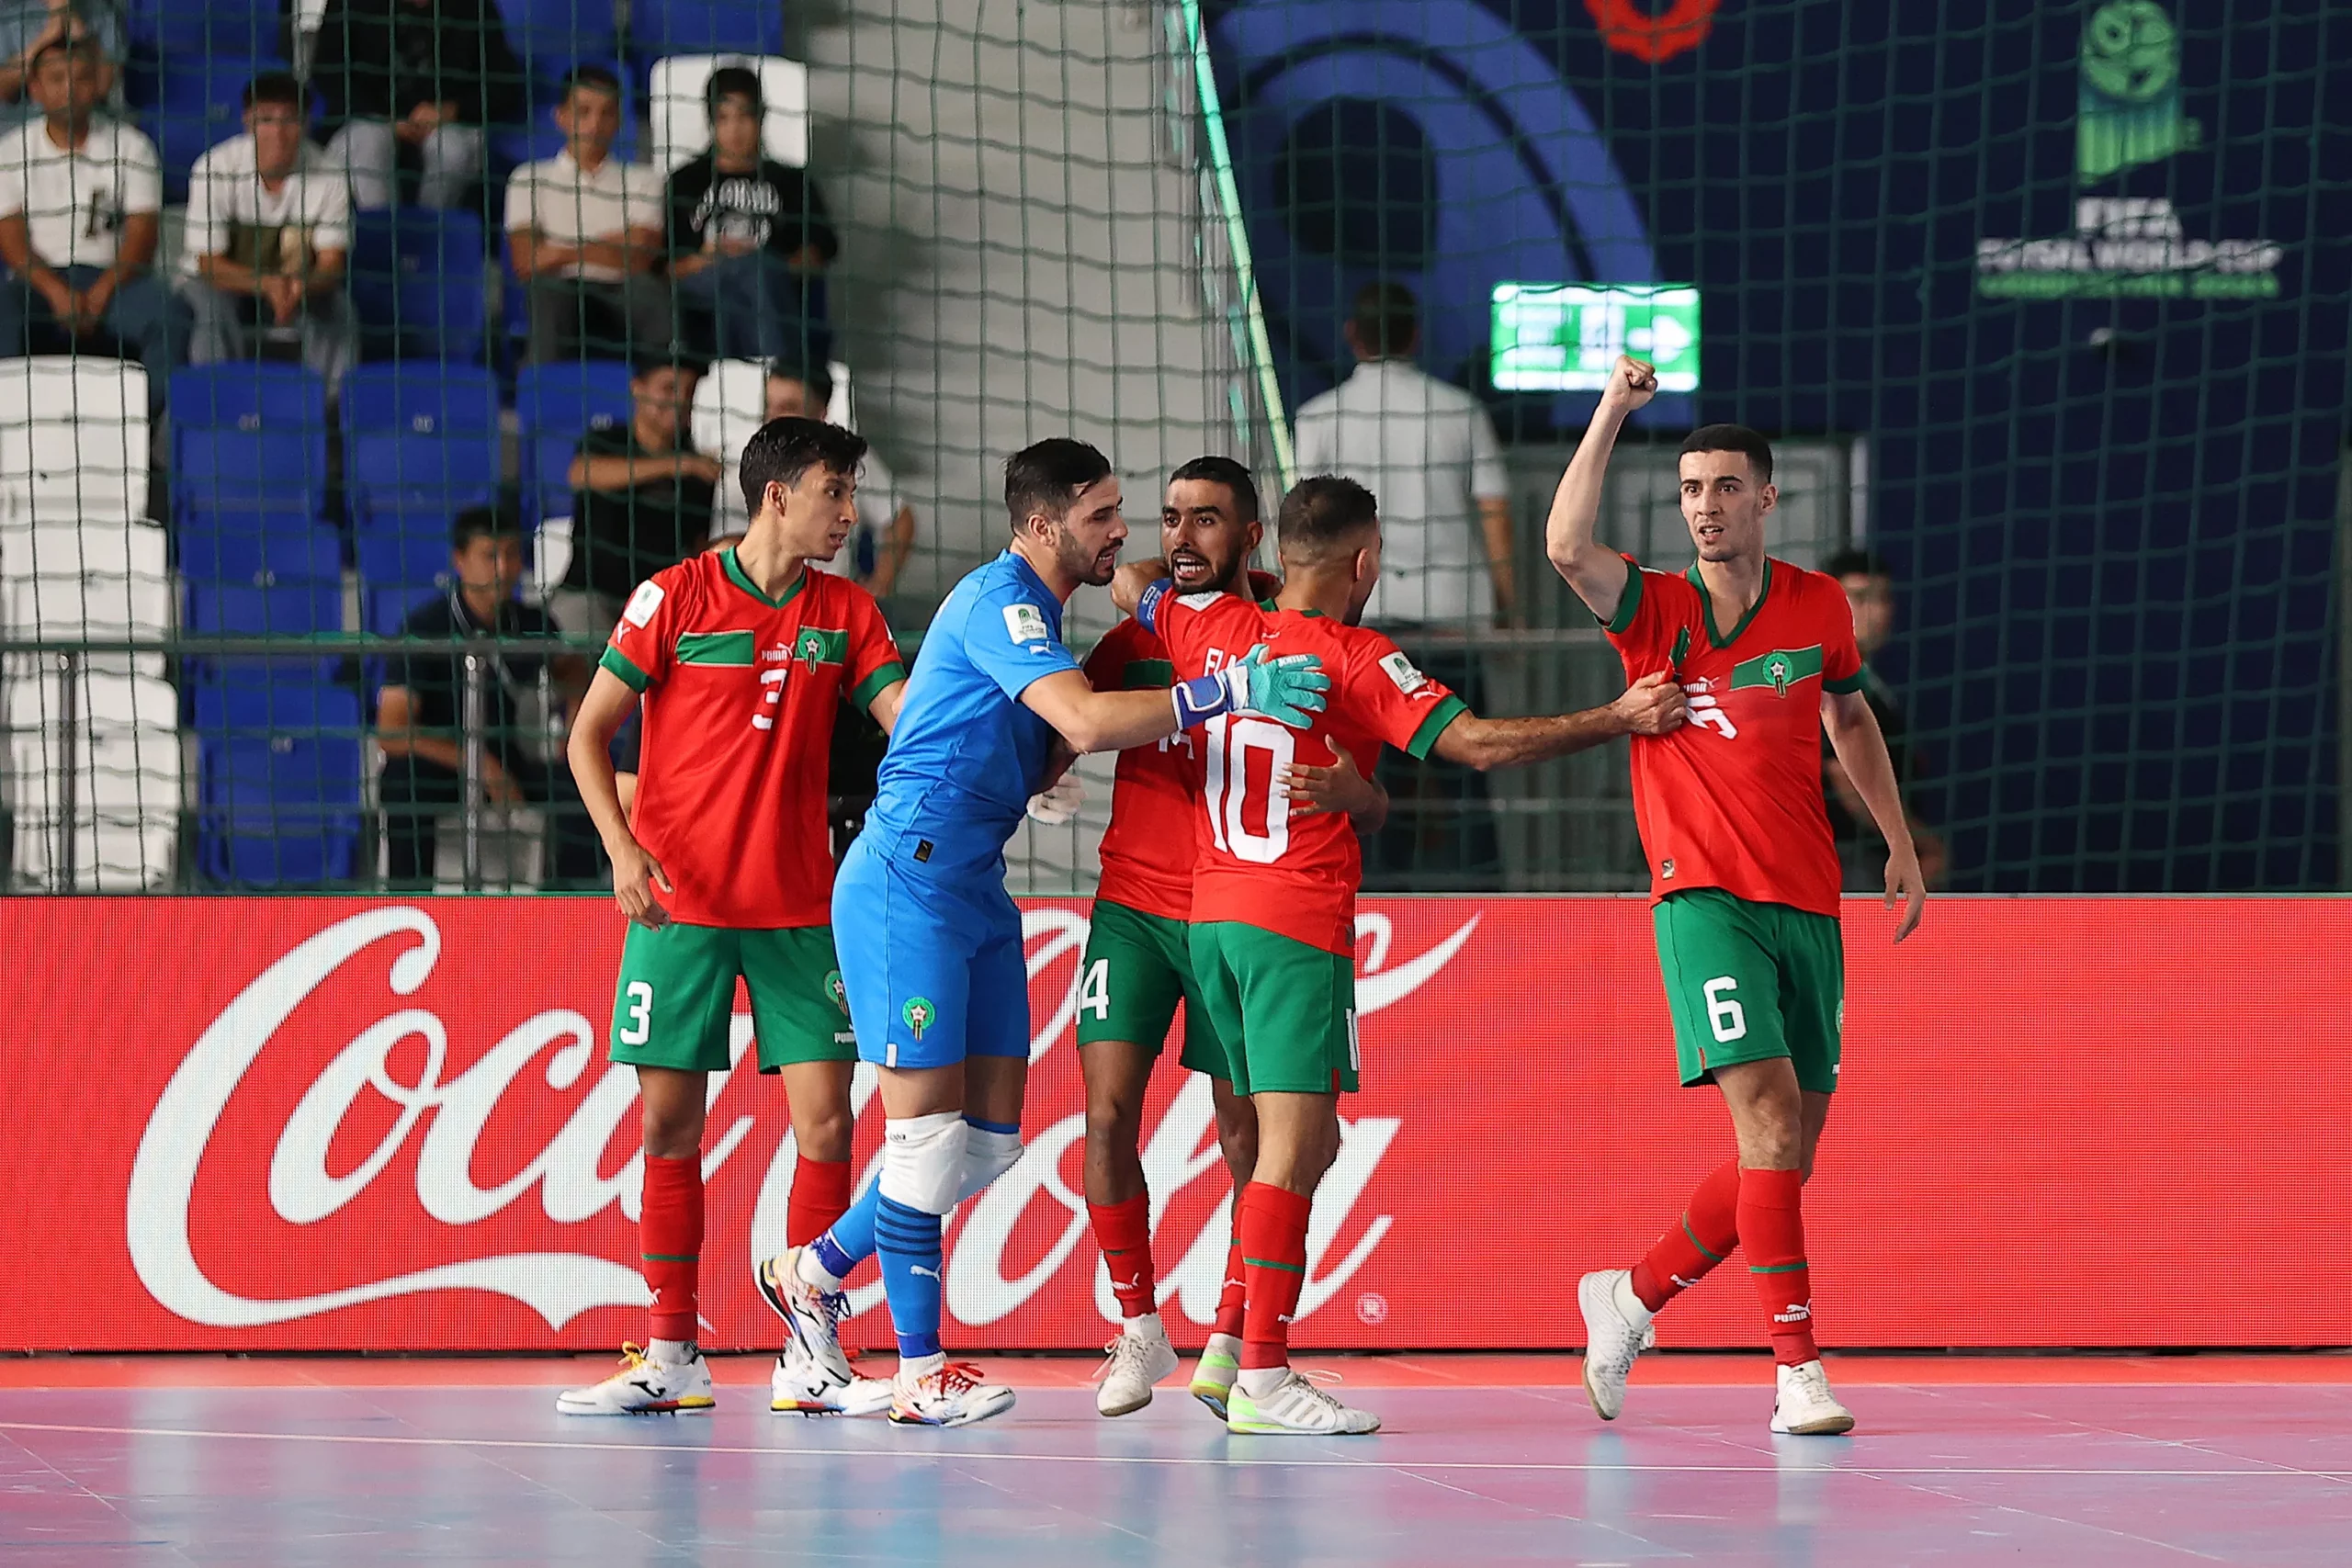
[[3, 896, 2344, 1353]]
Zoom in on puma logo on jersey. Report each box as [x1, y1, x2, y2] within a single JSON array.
[[1685, 688, 1737, 739]]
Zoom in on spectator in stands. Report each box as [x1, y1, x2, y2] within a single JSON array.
[[377, 506, 601, 889], [551, 354, 716, 641], [505, 64, 671, 366], [179, 73, 356, 390], [762, 360, 911, 596], [0, 0, 120, 130], [1821, 548, 1946, 890], [311, 0, 525, 210], [664, 65, 836, 364], [1294, 280, 1509, 888], [0, 38, 181, 413]]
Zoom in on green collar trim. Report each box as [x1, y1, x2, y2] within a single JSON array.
[[721, 547, 805, 609], [1686, 558, 1772, 649]]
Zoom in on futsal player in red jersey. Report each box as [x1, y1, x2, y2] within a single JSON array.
[[556, 417, 908, 1416], [1077, 457, 1387, 1420], [1123, 474, 1686, 1434], [1549, 355, 1928, 1437]]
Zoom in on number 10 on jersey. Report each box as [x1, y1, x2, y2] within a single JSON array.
[[1203, 715, 1296, 864]]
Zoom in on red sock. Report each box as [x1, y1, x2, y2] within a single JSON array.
[[1630, 1158, 1741, 1313], [1214, 1229, 1248, 1341], [1088, 1193, 1157, 1319], [640, 1154, 704, 1344], [1236, 1181, 1311, 1371], [786, 1156, 854, 1248], [1737, 1167, 1817, 1366]]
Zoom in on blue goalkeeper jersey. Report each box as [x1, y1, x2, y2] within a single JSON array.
[[858, 549, 1081, 877]]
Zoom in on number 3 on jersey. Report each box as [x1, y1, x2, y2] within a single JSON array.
[[1202, 715, 1296, 863]]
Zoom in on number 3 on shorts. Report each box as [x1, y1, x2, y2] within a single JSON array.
[[1077, 958, 1110, 1022], [619, 980, 653, 1045], [1702, 976, 1746, 1043]]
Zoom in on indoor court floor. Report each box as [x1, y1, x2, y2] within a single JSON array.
[[4, 1354, 2346, 1565]]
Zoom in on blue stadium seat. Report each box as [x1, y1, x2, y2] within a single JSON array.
[[193, 680, 364, 886], [125, 0, 280, 52], [514, 361, 631, 523], [183, 576, 343, 638], [496, 0, 623, 75], [349, 209, 490, 365], [167, 366, 331, 524], [628, 0, 785, 59], [356, 525, 462, 607], [341, 365, 503, 496], [176, 504, 343, 591], [366, 585, 444, 639]]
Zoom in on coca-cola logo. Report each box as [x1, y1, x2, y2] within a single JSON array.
[[125, 905, 1479, 1334]]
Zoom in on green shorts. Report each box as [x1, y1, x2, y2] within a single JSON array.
[[609, 921, 857, 1074], [1652, 888, 1844, 1095], [1073, 899, 1227, 1075], [1186, 920, 1359, 1096]]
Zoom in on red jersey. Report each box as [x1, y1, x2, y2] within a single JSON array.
[[1602, 557, 1864, 919], [1154, 592, 1465, 954], [601, 548, 906, 929], [1083, 616, 1201, 922]]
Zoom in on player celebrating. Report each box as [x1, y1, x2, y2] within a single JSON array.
[[1125, 475, 1687, 1434], [555, 417, 909, 1416], [756, 438, 1332, 1427], [1549, 356, 1927, 1438], [1078, 457, 1386, 1419]]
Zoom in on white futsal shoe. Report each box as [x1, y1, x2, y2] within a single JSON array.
[[889, 1359, 1017, 1427], [1094, 1317, 1181, 1416], [555, 1344, 715, 1416], [1224, 1370, 1381, 1435], [1577, 1269, 1658, 1421], [771, 1350, 895, 1416], [1770, 1359, 1856, 1436], [757, 1249, 854, 1380]]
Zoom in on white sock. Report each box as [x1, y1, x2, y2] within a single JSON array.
[[648, 1337, 695, 1367], [1237, 1364, 1288, 1398], [1124, 1311, 1166, 1341], [898, 1350, 945, 1383], [795, 1247, 843, 1293], [1613, 1271, 1656, 1326]]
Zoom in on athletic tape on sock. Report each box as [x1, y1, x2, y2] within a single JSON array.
[[956, 1123, 1024, 1202]]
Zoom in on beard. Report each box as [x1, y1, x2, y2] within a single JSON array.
[[1055, 523, 1120, 586]]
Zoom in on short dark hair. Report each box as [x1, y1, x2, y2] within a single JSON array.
[[451, 504, 522, 550], [30, 34, 100, 72], [707, 65, 763, 123], [1277, 474, 1379, 560], [741, 417, 868, 516], [768, 358, 833, 411], [1679, 423, 1775, 483], [1351, 280, 1418, 357], [561, 62, 623, 102], [1822, 547, 1893, 581], [1167, 456, 1260, 523], [1004, 438, 1114, 529], [243, 71, 303, 111], [630, 350, 708, 383]]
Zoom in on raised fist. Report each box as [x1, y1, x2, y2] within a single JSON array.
[[1603, 355, 1658, 411]]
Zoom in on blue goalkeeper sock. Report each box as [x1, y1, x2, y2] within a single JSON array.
[[811, 1180, 879, 1283], [874, 1194, 945, 1360]]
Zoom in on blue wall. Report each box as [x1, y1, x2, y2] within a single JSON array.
[[1212, 0, 2346, 889]]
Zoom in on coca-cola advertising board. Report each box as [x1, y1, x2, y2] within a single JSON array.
[[6, 897, 2344, 1352]]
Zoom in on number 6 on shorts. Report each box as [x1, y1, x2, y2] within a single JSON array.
[[1703, 976, 1746, 1043]]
